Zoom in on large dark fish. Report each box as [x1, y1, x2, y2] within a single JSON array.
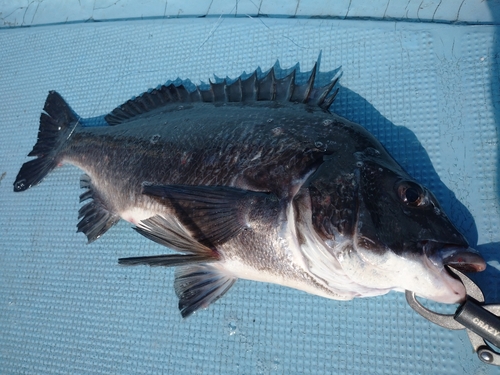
[[14, 63, 485, 317]]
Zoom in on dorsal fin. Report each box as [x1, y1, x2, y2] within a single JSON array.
[[104, 61, 340, 126]]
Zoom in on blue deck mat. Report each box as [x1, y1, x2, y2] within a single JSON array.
[[0, 18, 499, 374]]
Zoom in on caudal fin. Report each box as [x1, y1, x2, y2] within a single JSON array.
[[14, 91, 79, 192]]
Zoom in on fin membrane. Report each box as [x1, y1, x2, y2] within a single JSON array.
[[104, 61, 340, 126], [142, 184, 278, 248], [14, 91, 79, 192], [175, 264, 237, 318], [78, 174, 120, 243], [133, 215, 218, 258], [119, 217, 236, 317], [119, 258, 236, 318], [118, 253, 214, 267]]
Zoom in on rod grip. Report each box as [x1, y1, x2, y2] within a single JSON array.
[[454, 298, 500, 349]]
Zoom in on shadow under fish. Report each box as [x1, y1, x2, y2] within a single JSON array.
[[14, 61, 486, 318]]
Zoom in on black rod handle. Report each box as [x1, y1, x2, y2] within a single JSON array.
[[454, 298, 500, 349]]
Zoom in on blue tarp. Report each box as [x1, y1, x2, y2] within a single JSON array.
[[0, 11, 499, 375]]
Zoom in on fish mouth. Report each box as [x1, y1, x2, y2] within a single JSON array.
[[421, 241, 486, 303], [423, 241, 486, 273]]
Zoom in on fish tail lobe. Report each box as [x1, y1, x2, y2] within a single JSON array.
[[14, 91, 79, 192]]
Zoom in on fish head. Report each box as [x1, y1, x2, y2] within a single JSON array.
[[343, 154, 486, 304]]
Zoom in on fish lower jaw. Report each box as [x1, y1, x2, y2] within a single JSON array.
[[331, 242, 471, 304], [372, 262, 466, 304], [416, 277, 465, 304], [417, 256, 466, 304]]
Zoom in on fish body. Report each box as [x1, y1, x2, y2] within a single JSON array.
[[14, 63, 485, 317]]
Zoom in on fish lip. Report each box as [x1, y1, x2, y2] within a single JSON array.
[[418, 241, 482, 303], [423, 240, 486, 274]]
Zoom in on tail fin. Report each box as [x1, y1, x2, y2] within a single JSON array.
[[14, 91, 79, 192]]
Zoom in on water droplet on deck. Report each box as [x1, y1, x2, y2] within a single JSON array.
[[228, 321, 238, 336]]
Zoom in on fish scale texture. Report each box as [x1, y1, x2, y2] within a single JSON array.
[[0, 18, 499, 375]]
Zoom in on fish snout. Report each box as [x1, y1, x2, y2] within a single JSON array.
[[424, 241, 486, 273]]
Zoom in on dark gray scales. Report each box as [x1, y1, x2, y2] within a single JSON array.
[[71, 63, 340, 244], [12, 62, 345, 318], [13, 60, 486, 317]]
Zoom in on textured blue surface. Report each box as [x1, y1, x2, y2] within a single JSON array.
[[0, 17, 499, 374], [1, 0, 499, 26]]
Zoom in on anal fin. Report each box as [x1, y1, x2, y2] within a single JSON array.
[[175, 264, 237, 318], [78, 174, 120, 243], [119, 213, 235, 317]]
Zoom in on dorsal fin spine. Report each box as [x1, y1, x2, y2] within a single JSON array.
[[226, 77, 242, 102], [175, 85, 191, 102], [287, 70, 296, 101], [104, 62, 339, 125], [167, 84, 179, 101], [316, 76, 339, 107], [190, 88, 202, 102], [321, 88, 339, 110], [304, 62, 317, 102], [241, 71, 257, 102], [200, 87, 214, 102]]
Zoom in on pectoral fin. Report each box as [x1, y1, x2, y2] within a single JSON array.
[[133, 215, 217, 257], [118, 254, 215, 267], [142, 184, 278, 248], [120, 184, 279, 318], [119, 214, 218, 268]]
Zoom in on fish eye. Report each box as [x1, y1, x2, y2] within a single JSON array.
[[397, 181, 426, 207]]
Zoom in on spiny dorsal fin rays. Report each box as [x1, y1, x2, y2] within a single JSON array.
[[257, 66, 276, 101], [312, 75, 341, 110], [275, 69, 295, 101], [104, 60, 339, 125], [290, 61, 317, 103], [200, 84, 214, 102], [209, 79, 226, 102], [240, 71, 257, 101], [225, 77, 242, 102], [320, 86, 339, 110], [175, 84, 191, 102], [189, 87, 202, 102]]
